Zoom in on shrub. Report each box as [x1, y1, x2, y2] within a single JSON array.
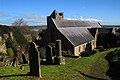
[[62, 50, 72, 55], [12, 27, 27, 47], [6, 48, 14, 57], [5, 39, 17, 49]]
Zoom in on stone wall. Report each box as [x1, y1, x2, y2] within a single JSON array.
[[74, 43, 86, 56]]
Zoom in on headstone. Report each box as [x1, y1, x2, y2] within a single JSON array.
[[46, 45, 53, 64], [29, 42, 41, 77], [22, 52, 27, 64], [20, 65, 24, 70], [12, 50, 19, 67], [0, 56, 5, 62], [39, 47, 46, 59]]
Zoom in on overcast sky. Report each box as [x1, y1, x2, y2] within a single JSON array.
[[0, 0, 120, 25]]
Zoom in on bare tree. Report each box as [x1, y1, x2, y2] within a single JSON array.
[[12, 18, 28, 26]]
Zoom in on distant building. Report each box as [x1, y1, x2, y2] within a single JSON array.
[[41, 10, 101, 56]]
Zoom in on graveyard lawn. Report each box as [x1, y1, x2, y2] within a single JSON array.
[[0, 48, 118, 80]]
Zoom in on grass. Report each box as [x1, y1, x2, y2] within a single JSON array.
[[0, 48, 118, 80]]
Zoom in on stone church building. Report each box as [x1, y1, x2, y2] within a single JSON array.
[[41, 10, 101, 56]]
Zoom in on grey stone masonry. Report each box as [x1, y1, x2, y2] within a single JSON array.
[[56, 40, 62, 56], [55, 40, 65, 65]]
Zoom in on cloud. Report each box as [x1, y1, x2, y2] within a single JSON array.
[[0, 12, 13, 25], [66, 16, 102, 22], [83, 18, 102, 22], [66, 18, 79, 20], [0, 12, 9, 17], [23, 13, 47, 25], [0, 12, 47, 26]]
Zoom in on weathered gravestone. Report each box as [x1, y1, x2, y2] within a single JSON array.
[[54, 40, 65, 65], [46, 45, 53, 64], [29, 42, 41, 77], [22, 52, 27, 64], [12, 49, 19, 67]]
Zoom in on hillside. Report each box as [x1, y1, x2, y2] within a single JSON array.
[[0, 25, 11, 35], [0, 24, 40, 47], [0, 48, 119, 80], [102, 25, 120, 28]]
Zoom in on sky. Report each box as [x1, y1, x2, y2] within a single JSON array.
[[0, 0, 120, 26]]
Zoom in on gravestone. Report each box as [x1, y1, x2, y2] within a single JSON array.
[[29, 42, 41, 77], [12, 50, 19, 67], [46, 45, 53, 64], [54, 40, 65, 65], [0, 56, 5, 62], [22, 52, 27, 64]]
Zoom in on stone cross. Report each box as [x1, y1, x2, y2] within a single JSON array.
[[54, 40, 65, 65], [29, 42, 41, 77], [56, 40, 62, 56]]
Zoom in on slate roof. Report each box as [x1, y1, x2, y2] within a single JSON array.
[[49, 18, 97, 46], [53, 19, 101, 28], [58, 27, 94, 46]]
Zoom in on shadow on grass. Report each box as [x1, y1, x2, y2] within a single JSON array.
[[77, 70, 106, 80], [0, 74, 27, 78], [105, 50, 120, 80]]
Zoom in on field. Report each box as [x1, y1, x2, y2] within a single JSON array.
[[0, 48, 117, 80]]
